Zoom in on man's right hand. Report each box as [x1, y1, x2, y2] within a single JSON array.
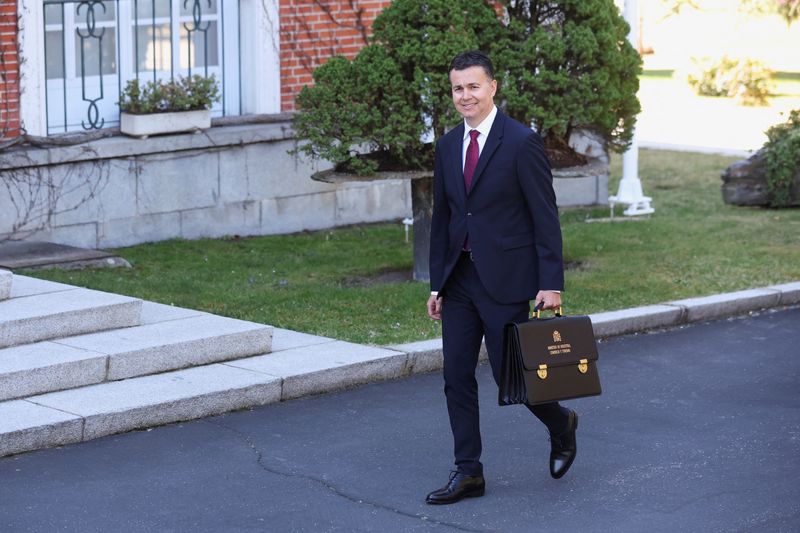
[[427, 294, 443, 321]]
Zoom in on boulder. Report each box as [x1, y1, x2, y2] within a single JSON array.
[[721, 149, 800, 206]]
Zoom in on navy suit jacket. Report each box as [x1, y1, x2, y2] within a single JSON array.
[[429, 108, 564, 304]]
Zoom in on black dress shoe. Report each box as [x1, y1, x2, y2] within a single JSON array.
[[425, 471, 485, 505], [550, 409, 578, 479]]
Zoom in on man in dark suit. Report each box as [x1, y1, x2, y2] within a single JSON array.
[[425, 50, 578, 505]]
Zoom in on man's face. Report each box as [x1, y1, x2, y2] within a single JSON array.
[[450, 66, 497, 128]]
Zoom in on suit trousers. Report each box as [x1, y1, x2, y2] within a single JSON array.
[[441, 252, 569, 476]]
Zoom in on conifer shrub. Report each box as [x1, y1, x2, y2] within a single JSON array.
[[493, 0, 642, 158], [293, 0, 642, 173]]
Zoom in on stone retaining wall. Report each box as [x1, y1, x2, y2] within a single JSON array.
[[0, 118, 412, 248]]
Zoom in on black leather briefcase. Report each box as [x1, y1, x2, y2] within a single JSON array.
[[499, 307, 601, 406]]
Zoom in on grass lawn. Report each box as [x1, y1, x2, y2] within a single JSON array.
[[23, 149, 800, 345]]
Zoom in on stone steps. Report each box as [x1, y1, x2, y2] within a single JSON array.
[[0, 333, 406, 458], [0, 272, 278, 457], [0, 311, 273, 401], [0, 283, 143, 349]]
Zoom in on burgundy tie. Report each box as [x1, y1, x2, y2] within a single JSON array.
[[463, 130, 479, 251], [464, 129, 480, 192]]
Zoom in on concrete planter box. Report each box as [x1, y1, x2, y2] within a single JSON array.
[[120, 109, 211, 138], [552, 157, 609, 207]]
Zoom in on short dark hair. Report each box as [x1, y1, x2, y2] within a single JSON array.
[[449, 50, 494, 80]]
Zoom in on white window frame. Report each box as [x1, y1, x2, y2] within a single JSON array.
[[18, 0, 280, 137]]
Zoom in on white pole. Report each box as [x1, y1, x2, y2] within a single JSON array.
[[610, 0, 654, 216]]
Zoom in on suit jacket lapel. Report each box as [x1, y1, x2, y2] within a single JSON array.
[[448, 122, 467, 206], [468, 111, 505, 195]]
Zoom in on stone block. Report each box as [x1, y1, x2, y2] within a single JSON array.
[[32, 223, 99, 249], [0, 288, 142, 348], [769, 281, 800, 306], [29, 364, 282, 441], [271, 328, 336, 352], [179, 201, 261, 240], [136, 151, 219, 215], [0, 342, 107, 401], [218, 145, 250, 203], [225, 342, 408, 400], [10, 275, 79, 299], [0, 400, 84, 458], [553, 175, 607, 207], [0, 173, 48, 234], [240, 140, 336, 200], [0, 269, 11, 300], [52, 160, 137, 227], [670, 289, 782, 323], [56, 314, 272, 380], [98, 212, 181, 248], [261, 191, 337, 235], [589, 305, 684, 337], [335, 179, 411, 226], [387, 338, 443, 375], [139, 301, 206, 325]]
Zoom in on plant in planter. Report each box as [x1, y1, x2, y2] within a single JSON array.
[[492, 0, 642, 167], [118, 75, 220, 138]]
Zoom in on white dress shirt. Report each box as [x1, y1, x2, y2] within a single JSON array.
[[461, 105, 497, 170]]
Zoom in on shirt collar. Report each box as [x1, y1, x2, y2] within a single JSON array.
[[463, 105, 497, 140]]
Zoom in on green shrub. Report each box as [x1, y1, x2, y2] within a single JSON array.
[[119, 75, 220, 114], [293, 0, 641, 172], [763, 109, 800, 206], [494, 0, 642, 154], [687, 56, 774, 106], [293, 0, 501, 174]]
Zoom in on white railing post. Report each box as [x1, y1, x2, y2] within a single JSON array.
[[609, 0, 654, 216]]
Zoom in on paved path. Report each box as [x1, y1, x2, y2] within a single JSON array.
[[1, 307, 798, 532]]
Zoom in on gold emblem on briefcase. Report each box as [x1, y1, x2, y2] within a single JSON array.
[[552, 330, 562, 342]]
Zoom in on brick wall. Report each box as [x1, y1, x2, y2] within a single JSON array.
[[279, 0, 390, 112], [0, 0, 19, 141]]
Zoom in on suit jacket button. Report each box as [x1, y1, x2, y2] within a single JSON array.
[[467, 212, 472, 216]]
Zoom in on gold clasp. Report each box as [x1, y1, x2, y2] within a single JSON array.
[[578, 359, 588, 374], [537, 364, 548, 380]]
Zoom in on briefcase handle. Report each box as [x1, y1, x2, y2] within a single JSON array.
[[531, 301, 564, 320]]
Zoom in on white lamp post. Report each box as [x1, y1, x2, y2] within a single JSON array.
[[609, 0, 655, 216]]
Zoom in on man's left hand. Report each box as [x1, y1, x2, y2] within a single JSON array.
[[535, 290, 562, 311]]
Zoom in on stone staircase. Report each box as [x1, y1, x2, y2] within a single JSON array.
[[0, 269, 275, 457]]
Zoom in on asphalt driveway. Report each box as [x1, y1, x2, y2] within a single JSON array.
[[1, 306, 798, 533]]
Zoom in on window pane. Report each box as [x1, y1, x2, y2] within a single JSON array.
[[180, 21, 218, 69], [75, 29, 118, 76], [135, 0, 171, 19], [45, 30, 65, 80], [73, 1, 116, 22], [180, 0, 218, 17], [135, 24, 172, 71], [44, 4, 63, 26]]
